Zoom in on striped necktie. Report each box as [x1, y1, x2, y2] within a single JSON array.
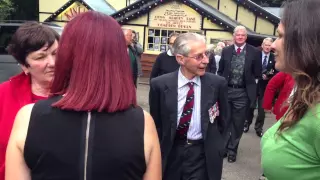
[[263, 55, 268, 70], [237, 47, 241, 55], [176, 82, 195, 139]]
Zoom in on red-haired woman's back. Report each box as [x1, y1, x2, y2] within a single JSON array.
[[5, 11, 161, 180]]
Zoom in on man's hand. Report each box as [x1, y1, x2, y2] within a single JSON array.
[[262, 74, 268, 80]]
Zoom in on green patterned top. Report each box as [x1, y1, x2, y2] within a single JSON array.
[[261, 105, 320, 180], [229, 49, 246, 86]]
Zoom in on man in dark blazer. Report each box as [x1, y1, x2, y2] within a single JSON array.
[[149, 33, 228, 180], [150, 32, 180, 80], [245, 38, 277, 137], [217, 26, 261, 163]]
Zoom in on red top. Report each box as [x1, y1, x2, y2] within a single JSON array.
[[263, 72, 295, 120], [0, 73, 47, 180], [31, 93, 47, 103]]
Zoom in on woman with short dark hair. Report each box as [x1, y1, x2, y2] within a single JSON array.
[[261, 0, 320, 179], [5, 11, 161, 180], [0, 21, 59, 180]]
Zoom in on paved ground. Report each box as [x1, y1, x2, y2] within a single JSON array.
[[137, 81, 276, 180]]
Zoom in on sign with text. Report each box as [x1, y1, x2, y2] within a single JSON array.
[[149, 2, 202, 30], [56, 2, 88, 21]]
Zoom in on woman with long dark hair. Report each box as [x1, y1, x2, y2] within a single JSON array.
[[261, 0, 320, 179]]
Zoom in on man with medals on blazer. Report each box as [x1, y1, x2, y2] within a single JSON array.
[[217, 26, 262, 163], [244, 38, 277, 137], [149, 33, 228, 180]]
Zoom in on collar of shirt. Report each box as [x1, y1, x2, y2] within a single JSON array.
[[178, 68, 201, 89], [262, 52, 270, 60], [167, 49, 174, 56], [234, 43, 246, 51]]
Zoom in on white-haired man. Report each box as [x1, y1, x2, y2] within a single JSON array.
[[245, 38, 277, 137], [150, 33, 228, 180], [218, 25, 261, 163], [122, 28, 141, 87]]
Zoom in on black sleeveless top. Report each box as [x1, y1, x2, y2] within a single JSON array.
[[24, 96, 146, 180]]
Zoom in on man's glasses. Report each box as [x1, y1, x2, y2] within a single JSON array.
[[184, 51, 210, 61]]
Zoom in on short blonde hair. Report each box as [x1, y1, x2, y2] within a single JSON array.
[[233, 26, 247, 35], [262, 37, 273, 45]]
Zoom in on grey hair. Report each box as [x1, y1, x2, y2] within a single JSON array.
[[214, 46, 223, 56], [233, 25, 247, 35], [122, 27, 132, 35], [172, 33, 206, 56], [262, 37, 273, 45], [217, 41, 226, 48]]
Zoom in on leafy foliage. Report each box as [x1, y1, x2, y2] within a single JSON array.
[[8, 0, 38, 20], [0, 0, 15, 20]]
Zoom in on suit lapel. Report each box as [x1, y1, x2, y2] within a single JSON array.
[[245, 45, 252, 74], [164, 71, 178, 142], [268, 53, 275, 68], [200, 74, 216, 140], [225, 45, 234, 72]]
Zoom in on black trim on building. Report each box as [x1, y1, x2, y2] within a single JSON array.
[[51, 20, 70, 23], [143, 26, 146, 50], [147, 12, 150, 26], [235, 4, 239, 21], [39, 12, 54, 15], [202, 28, 229, 32], [126, 23, 146, 27], [273, 25, 277, 36], [201, 16, 204, 29], [254, 16, 258, 31]]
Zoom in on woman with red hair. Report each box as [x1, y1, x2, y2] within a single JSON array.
[[5, 11, 161, 180], [263, 72, 295, 120]]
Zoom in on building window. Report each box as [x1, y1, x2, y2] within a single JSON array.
[[147, 28, 203, 52]]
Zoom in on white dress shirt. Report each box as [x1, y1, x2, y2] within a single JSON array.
[[177, 69, 202, 140], [167, 49, 174, 56]]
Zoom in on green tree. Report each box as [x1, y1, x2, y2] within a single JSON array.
[[0, 0, 15, 20], [9, 0, 38, 21]]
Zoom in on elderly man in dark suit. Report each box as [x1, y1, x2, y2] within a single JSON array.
[[149, 33, 228, 180], [218, 25, 261, 163], [244, 37, 277, 137]]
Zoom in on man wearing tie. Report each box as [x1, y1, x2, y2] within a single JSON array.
[[244, 38, 276, 137], [218, 26, 261, 163], [149, 33, 228, 180]]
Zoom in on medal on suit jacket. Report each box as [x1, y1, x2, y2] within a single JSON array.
[[208, 102, 219, 123]]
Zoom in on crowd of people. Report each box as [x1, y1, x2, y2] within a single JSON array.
[[0, 0, 319, 179]]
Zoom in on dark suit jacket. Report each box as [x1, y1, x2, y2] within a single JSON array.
[[217, 44, 262, 103], [149, 71, 228, 180], [206, 53, 217, 74], [258, 52, 277, 96]]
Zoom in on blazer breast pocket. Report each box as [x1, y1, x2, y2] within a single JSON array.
[[207, 101, 220, 124]]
